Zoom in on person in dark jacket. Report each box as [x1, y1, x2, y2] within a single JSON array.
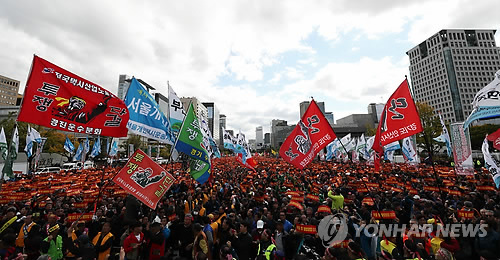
[[232, 221, 254, 260], [65, 223, 97, 260], [24, 224, 43, 260], [145, 222, 165, 260]]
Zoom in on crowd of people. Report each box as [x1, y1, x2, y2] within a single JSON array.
[[0, 155, 499, 260]]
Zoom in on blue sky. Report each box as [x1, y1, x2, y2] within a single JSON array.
[[1, 1, 499, 139]]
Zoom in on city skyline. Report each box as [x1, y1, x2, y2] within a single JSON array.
[[1, 2, 499, 140]]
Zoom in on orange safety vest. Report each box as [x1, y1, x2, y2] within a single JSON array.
[[92, 232, 114, 260], [16, 222, 35, 247], [66, 232, 78, 258]]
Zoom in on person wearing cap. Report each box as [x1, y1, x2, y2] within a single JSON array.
[[92, 222, 114, 260], [40, 223, 64, 260], [192, 223, 209, 260], [15, 214, 35, 250]]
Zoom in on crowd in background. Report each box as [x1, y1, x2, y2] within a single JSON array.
[[0, 156, 499, 260]]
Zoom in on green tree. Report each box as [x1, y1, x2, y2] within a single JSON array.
[[415, 102, 442, 158], [365, 123, 377, 136], [120, 134, 143, 156]]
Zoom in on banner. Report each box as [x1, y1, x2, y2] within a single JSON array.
[[482, 136, 500, 188], [296, 224, 317, 234], [436, 112, 452, 157], [64, 137, 75, 154], [371, 210, 397, 219], [67, 213, 94, 222], [280, 100, 337, 169], [73, 143, 83, 161], [401, 136, 418, 164], [125, 78, 174, 144], [109, 138, 118, 157], [17, 56, 129, 137], [223, 128, 236, 151], [373, 79, 423, 154], [457, 210, 475, 219], [1, 126, 19, 178], [112, 149, 176, 209], [168, 84, 185, 133], [487, 128, 500, 151], [450, 123, 474, 175], [90, 136, 101, 158], [0, 128, 7, 160], [175, 104, 211, 184], [464, 70, 500, 129]]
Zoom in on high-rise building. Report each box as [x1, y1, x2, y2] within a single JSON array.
[[255, 126, 263, 149], [367, 103, 385, 123], [219, 114, 226, 145], [271, 119, 294, 149], [264, 133, 271, 147], [300, 101, 325, 118], [325, 112, 334, 125], [0, 75, 20, 106], [154, 93, 169, 116], [407, 29, 500, 123], [202, 102, 220, 144], [180, 97, 208, 124], [117, 74, 130, 100]]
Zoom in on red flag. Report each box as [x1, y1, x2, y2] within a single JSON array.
[[18, 56, 129, 137], [236, 154, 257, 171], [487, 128, 500, 150], [279, 100, 336, 169], [373, 79, 423, 165], [113, 149, 176, 209]]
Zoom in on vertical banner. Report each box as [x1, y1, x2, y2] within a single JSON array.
[[112, 149, 176, 209], [401, 136, 418, 164], [450, 123, 474, 175], [129, 144, 134, 158]]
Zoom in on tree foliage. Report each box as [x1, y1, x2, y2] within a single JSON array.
[[415, 102, 442, 157]]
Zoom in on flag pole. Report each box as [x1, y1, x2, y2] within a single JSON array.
[[168, 101, 192, 164], [406, 75, 445, 203]]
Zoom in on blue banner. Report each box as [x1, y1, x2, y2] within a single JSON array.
[[73, 143, 83, 161], [464, 106, 500, 130], [124, 78, 175, 144], [64, 137, 75, 153], [90, 136, 101, 158], [109, 138, 118, 157]]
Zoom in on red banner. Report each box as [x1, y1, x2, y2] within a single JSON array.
[[236, 154, 257, 171], [288, 201, 304, 210], [457, 210, 475, 219], [113, 149, 176, 209], [317, 205, 331, 213], [67, 213, 94, 222], [296, 224, 317, 234], [361, 197, 374, 206], [306, 194, 319, 202], [487, 128, 500, 150], [371, 210, 397, 219], [423, 186, 440, 192], [279, 100, 336, 169], [17, 56, 129, 137], [372, 79, 423, 155], [476, 185, 496, 191], [291, 196, 304, 203]]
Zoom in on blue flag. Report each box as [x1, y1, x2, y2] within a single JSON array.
[[124, 78, 174, 144], [90, 136, 101, 158], [109, 138, 118, 157], [73, 143, 83, 161], [64, 137, 75, 154]]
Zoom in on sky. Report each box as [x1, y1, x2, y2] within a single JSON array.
[[1, 0, 499, 140]]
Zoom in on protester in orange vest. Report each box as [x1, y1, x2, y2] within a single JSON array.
[[92, 222, 114, 260], [15, 214, 36, 249]]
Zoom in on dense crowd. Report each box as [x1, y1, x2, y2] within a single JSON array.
[[0, 156, 500, 260]]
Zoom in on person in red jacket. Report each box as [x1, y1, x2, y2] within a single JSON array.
[[146, 222, 165, 260], [123, 222, 144, 260]]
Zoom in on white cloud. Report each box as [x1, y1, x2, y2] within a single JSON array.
[[0, 0, 498, 139]]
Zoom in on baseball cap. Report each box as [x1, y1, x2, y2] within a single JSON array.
[[257, 220, 264, 229]]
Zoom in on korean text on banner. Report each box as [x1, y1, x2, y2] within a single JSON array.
[[112, 149, 176, 209], [17, 56, 129, 137], [280, 100, 337, 169]]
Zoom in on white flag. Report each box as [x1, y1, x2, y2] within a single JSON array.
[[24, 125, 34, 157], [437, 112, 452, 157], [464, 70, 500, 129], [402, 136, 418, 164], [0, 128, 7, 160], [482, 135, 500, 188]]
